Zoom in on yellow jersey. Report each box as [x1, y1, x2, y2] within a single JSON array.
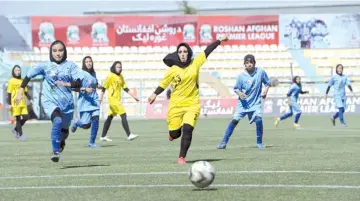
[[159, 52, 207, 107], [7, 78, 28, 108], [103, 73, 128, 105]]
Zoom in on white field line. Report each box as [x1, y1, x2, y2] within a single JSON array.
[[1, 170, 360, 180], [0, 184, 360, 190]]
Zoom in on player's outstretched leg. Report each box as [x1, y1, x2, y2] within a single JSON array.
[[89, 116, 99, 147], [338, 107, 346, 126], [100, 115, 113, 142], [120, 113, 138, 140], [275, 110, 293, 128], [255, 118, 264, 149], [217, 119, 239, 149], [178, 124, 193, 165], [293, 112, 302, 129], [14, 115, 29, 141], [50, 113, 62, 162]]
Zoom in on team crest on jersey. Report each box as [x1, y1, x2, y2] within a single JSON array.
[[247, 79, 252, 85]]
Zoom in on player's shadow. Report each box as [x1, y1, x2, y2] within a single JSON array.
[[186, 159, 223, 164], [192, 188, 218, 191], [95, 144, 117, 148], [60, 164, 110, 169]]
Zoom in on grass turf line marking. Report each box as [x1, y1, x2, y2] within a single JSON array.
[[1, 170, 360, 179], [0, 184, 360, 190]]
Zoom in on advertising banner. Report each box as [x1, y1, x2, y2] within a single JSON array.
[[114, 16, 198, 46], [197, 15, 279, 46], [31, 16, 115, 47]]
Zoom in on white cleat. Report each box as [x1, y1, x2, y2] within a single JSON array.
[[100, 136, 113, 142], [127, 133, 138, 141]]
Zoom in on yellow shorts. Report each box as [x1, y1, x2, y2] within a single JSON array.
[[11, 107, 28, 117], [108, 103, 126, 116], [167, 104, 200, 131]]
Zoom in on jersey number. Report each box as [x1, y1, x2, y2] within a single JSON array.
[[173, 75, 181, 89]]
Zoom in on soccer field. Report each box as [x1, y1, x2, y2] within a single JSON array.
[[1, 116, 360, 201]]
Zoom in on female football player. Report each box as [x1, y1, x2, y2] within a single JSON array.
[[274, 76, 309, 129], [70, 56, 100, 148], [7, 65, 33, 140], [148, 34, 229, 164], [325, 64, 354, 127], [15, 40, 84, 162], [99, 61, 139, 141]]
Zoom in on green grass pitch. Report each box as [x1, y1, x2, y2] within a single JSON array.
[[0, 116, 360, 201]]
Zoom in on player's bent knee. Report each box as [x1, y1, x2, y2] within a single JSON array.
[[182, 124, 194, 134], [22, 115, 29, 121], [120, 113, 127, 121], [52, 116, 62, 125], [83, 123, 91, 129], [231, 119, 239, 125], [61, 128, 69, 140], [169, 129, 182, 139]]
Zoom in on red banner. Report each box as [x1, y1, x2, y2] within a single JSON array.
[[114, 16, 198, 46], [31, 15, 279, 48], [31, 16, 115, 47], [197, 15, 279, 46], [145, 98, 238, 119]]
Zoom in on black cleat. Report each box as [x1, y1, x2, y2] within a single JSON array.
[[51, 152, 60, 162], [60, 140, 66, 153], [330, 117, 335, 126]]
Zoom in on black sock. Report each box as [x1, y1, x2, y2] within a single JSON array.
[[15, 116, 23, 136], [20, 115, 29, 126], [101, 115, 113, 137], [120, 114, 131, 136], [179, 124, 194, 158]]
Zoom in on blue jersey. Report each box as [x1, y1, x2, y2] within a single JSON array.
[[328, 74, 351, 108], [26, 61, 83, 114], [328, 74, 351, 99], [287, 83, 302, 104], [234, 67, 271, 112], [77, 71, 100, 112]]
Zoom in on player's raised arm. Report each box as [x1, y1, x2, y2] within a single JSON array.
[[55, 63, 83, 89]]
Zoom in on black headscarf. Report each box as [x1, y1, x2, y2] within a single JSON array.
[[292, 76, 302, 88], [82, 56, 95, 75], [163, 43, 193, 68], [49, 40, 67, 64], [110, 61, 122, 75], [335, 64, 343, 76], [244, 54, 256, 66], [12, 65, 21, 79]]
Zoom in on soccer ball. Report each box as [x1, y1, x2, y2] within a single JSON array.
[[270, 77, 279, 87], [188, 161, 215, 188]]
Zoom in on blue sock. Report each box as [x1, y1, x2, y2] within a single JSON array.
[[255, 118, 263, 144], [221, 120, 238, 144], [338, 107, 345, 124], [332, 112, 339, 120], [280, 112, 292, 120], [294, 113, 302, 124], [51, 117, 62, 153], [90, 119, 99, 144]]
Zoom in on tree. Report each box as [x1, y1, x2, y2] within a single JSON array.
[[178, 0, 197, 15]]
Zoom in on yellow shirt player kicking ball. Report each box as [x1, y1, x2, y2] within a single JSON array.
[[99, 61, 139, 142], [148, 34, 229, 165], [7, 65, 33, 140]]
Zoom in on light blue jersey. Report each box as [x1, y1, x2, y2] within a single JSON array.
[[328, 74, 351, 108], [286, 83, 302, 115], [233, 67, 271, 123], [26, 61, 83, 116], [77, 71, 100, 112]]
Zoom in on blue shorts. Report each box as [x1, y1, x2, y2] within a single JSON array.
[[288, 102, 302, 115], [233, 102, 262, 124], [78, 109, 100, 126], [334, 97, 346, 109]]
